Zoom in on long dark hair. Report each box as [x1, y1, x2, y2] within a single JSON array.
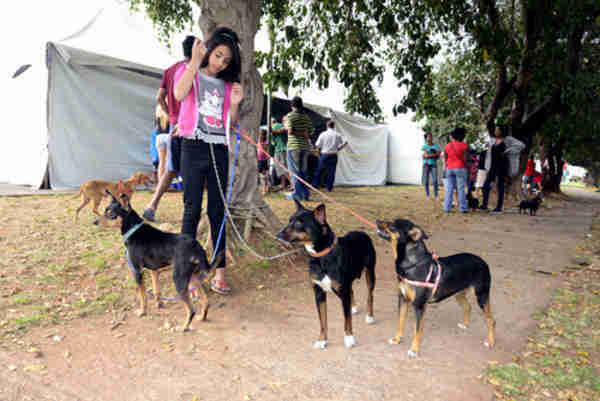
[[201, 27, 241, 83]]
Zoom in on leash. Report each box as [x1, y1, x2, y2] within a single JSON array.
[[235, 126, 379, 231], [401, 253, 443, 297], [210, 128, 303, 260]]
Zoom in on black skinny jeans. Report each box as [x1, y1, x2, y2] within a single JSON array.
[[181, 139, 228, 268]]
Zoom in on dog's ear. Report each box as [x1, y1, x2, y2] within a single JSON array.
[[119, 193, 131, 211], [314, 203, 327, 225], [408, 225, 428, 241], [294, 198, 305, 211]]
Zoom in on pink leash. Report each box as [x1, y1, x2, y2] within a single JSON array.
[[402, 253, 443, 297]]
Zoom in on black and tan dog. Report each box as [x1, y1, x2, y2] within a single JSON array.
[[376, 218, 495, 358], [519, 194, 543, 215], [100, 192, 222, 331], [276, 200, 376, 349]]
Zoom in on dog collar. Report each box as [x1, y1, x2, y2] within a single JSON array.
[[123, 222, 144, 243], [306, 235, 337, 258]]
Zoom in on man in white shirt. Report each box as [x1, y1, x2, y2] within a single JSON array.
[[312, 120, 347, 192]]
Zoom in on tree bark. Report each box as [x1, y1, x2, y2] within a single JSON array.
[[197, 0, 282, 254]]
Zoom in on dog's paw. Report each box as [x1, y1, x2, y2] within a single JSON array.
[[484, 340, 494, 348], [344, 335, 356, 348], [457, 323, 468, 330], [407, 350, 419, 359], [351, 306, 360, 315], [388, 336, 403, 345], [312, 340, 327, 349], [365, 315, 376, 325]]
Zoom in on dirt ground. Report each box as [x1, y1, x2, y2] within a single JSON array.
[[0, 187, 597, 401]]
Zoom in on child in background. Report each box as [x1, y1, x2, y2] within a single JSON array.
[[257, 129, 270, 194], [475, 149, 487, 198]]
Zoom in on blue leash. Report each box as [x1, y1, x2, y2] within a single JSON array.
[[211, 128, 240, 264]]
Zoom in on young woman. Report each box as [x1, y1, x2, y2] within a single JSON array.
[[443, 127, 469, 213], [174, 27, 244, 295]]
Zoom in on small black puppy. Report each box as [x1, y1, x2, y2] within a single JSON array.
[[99, 192, 222, 331], [376, 218, 495, 358], [276, 200, 376, 349], [466, 189, 480, 211], [519, 194, 543, 216]]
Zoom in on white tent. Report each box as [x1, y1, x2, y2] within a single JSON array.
[[305, 104, 390, 186], [386, 113, 424, 185], [2, 1, 176, 188]]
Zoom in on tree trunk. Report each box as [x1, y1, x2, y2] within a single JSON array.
[[197, 0, 282, 256]]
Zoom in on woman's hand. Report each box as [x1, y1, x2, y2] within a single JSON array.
[[189, 39, 206, 70], [230, 83, 244, 106]]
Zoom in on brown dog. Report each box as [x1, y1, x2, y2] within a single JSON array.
[[72, 172, 150, 220]]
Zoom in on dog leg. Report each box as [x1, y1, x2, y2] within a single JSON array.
[[313, 285, 328, 349], [179, 290, 196, 332], [350, 289, 359, 315], [341, 288, 356, 348], [455, 290, 471, 329], [190, 275, 209, 321], [364, 265, 376, 324], [136, 282, 147, 317], [75, 197, 90, 220], [483, 302, 496, 348], [389, 291, 408, 345], [408, 304, 427, 359], [91, 197, 103, 217], [150, 270, 163, 309]]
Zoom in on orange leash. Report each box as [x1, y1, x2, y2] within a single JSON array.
[[237, 127, 378, 231]]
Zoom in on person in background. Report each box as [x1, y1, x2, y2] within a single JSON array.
[[270, 117, 289, 190], [312, 120, 347, 192], [257, 128, 270, 194], [524, 154, 536, 194], [475, 149, 487, 197], [421, 132, 440, 199], [153, 104, 170, 182], [284, 96, 314, 201], [143, 36, 195, 222], [443, 127, 469, 213], [480, 125, 509, 213]]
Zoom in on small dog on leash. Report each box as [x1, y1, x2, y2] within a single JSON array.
[[72, 172, 152, 220], [276, 200, 376, 349], [98, 192, 222, 331], [519, 194, 543, 216], [376, 218, 495, 358]]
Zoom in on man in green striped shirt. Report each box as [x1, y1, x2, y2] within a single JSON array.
[[284, 96, 314, 201]]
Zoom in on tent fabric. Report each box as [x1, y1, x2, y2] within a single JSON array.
[[305, 104, 390, 186], [46, 43, 160, 189]]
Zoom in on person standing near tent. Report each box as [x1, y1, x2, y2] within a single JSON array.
[[174, 27, 243, 295], [312, 120, 347, 192], [153, 104, 170, 183], [443, 127, 469, 213], [271, 117, 289, 190], [143, 35, 195, 222], [284, 96, 314, 201], [421, 131, 440, 199]]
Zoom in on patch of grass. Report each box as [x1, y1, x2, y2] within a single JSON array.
[[95, 276, 114, 289], [12, 294, 34, 305], [486, 216, 600, 401], [14, 313, 43, 326]]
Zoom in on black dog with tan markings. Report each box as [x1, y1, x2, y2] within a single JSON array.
[[376, 218, 495, 358], [277, 200, 376, 349], [100, 192, 222, 331]]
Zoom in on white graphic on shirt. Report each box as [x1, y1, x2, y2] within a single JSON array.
[[199, 89, 223, 129]]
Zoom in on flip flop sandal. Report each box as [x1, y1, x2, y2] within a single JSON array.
[[211, 279, 231, 295], [142, 208, 155, 222]]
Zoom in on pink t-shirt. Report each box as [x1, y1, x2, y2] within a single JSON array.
[[444, 141, 468, 169]]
